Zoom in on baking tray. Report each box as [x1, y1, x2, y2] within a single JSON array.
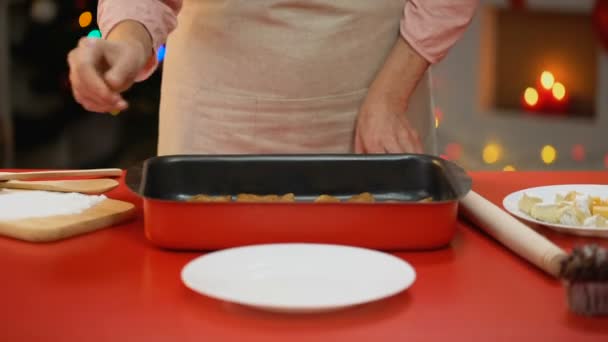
[[126, 154, 471, 251]]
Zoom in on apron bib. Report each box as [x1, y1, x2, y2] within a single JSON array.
[[158, 0, 436, 155]]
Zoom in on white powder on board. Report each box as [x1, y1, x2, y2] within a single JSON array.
[[0, 190, 107, 221]]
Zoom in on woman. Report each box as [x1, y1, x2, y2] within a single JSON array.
[[68, 0, 477, 155]]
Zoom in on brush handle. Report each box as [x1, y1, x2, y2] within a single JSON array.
[[0, 169, 122, 181], [459, 190, 567, 278]]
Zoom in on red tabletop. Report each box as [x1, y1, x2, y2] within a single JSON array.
[[1, 171, 607, 341]]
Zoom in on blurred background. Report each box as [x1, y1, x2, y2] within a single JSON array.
[[0, 0, 607, 171]]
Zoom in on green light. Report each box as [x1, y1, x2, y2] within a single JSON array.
[[87, 29, 102, 39]]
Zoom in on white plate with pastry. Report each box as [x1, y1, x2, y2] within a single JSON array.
[[503, 184, 608, 238]]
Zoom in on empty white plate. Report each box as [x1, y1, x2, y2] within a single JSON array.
[[181, 243, 416, 313], [503, 184, 608, 238]]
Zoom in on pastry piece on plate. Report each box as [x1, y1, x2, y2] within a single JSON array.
[[530, 203, 562, 223], [592, 205, 608, 219], [583, 215, 608, 228], [519, 193, 543, 215], [573, 196, 593, 217], [556, 191, 582, 203], [559, 205, 587, 226]]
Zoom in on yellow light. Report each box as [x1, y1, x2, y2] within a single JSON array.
[[552, 82, 566, 101], [435, 117, 439, 128], [523, 87, 539, 107], [79, 11, 93, 28], [482, 143, 502, 164], [541, 145, 557, 164], [503, 165, 516, 172], [540, 71, 555, 90], [110, 110, 120, 116]]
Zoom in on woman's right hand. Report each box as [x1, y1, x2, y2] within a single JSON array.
[[67, 37, 149, 113]]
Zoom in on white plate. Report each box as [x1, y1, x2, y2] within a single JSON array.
[[503, 184, 608, 238], [181, 243, 416, 313]]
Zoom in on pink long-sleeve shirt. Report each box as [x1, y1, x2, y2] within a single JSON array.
[[98, 0, 478, 66]]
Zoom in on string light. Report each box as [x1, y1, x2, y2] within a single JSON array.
[[552, 82, 566, 101], [540, 71, 555, 90], [541, 145, 557, 165], [87, 29, 102, 39], [79, 11, 93, 28], [523, 87, 539, 107], [157, 44, 167, 62], [503, 165, 516, 172], [482, 143, 502, 164]]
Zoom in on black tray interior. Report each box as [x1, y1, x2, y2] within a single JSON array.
[[126, 154, 471, 202]]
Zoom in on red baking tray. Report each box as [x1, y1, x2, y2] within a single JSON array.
[[126, 154, 471, 251]]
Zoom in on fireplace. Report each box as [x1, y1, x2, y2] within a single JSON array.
[[479, 6, 599, 119]]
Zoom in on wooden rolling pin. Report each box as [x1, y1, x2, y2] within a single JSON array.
[[0, 169, 122, 181], [459, 190, 568, 278], [0, 179, 119, 194]]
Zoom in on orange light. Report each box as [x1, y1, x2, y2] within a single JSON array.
[[524, 87, 539, 106], [552, 82, 566, 101], [79, 11, 93, 28], [540, 71, 555, 90]]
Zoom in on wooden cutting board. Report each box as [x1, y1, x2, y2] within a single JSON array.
[[0, 199, 136, 242]]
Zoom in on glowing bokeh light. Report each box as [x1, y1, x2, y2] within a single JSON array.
[[571, 144, 585, 162], [445, 143, 463, 160], [541, 145, 557, 165], [552, 82, 566, 101], [540, 71, 555, 90], [157, 44, 166, 62], [524, 87, 539, 107], [482, 143, 502, 164], [87, 29, 102, 39], [79, 11, 93, 28], [503, 165, 516, 172]]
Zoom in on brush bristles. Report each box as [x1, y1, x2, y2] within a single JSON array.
[[566, 282, 608, 316], [560, 244, 608, 316]]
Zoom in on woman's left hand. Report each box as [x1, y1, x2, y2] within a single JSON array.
[[354, 98, 422, 154], [354, 38, 429, 154]]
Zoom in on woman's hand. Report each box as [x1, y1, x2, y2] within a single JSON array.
[[354, 98, 422, 154], [67, 20, 152, 113], [354, 37, 430, 154]]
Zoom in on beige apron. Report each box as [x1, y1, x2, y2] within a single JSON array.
[[158, 0, 436, 155]]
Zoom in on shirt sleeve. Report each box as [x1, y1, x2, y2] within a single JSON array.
[[401, 0, 479, 64], [97, 0, 182, 80]]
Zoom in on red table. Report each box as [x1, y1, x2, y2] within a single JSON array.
[[1, 171, 607, 341]]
